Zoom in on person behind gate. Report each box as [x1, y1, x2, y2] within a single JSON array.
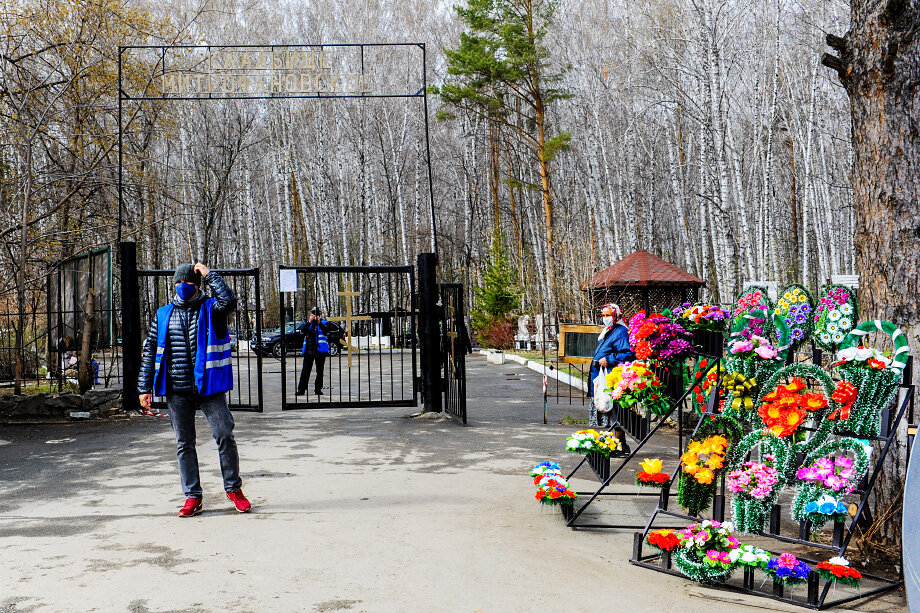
[[296, 306, 331, 397], [587, 303, 634, 428], [137, 263, 252, 517]]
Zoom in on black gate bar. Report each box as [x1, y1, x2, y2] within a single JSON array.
[[279, 265, 417, 410], [135, 267, 264, 412]]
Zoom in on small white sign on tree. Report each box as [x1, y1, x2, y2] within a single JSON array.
[[830, 274, 859, 289]]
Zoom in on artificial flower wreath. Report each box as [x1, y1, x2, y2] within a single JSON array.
[[677, 416, 743, 516], [636, 458, 671, 488], [816, 557, 861, 588]]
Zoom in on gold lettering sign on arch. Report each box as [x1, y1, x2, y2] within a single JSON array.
[[121, 43, 426, 100]]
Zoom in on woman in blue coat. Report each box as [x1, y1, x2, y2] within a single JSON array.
[[588, 303, 634, 426]]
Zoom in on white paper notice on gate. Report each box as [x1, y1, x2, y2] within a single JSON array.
[[279, 268, 298, 293]]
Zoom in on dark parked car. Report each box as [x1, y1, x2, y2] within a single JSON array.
[[227, 327, 239, 352], [252, 320, 344, 358]]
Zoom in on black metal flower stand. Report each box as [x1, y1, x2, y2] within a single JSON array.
[[629, 361, 915, 610], [560, 361, 724, 529]]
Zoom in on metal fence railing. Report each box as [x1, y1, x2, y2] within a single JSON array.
[[0, 247, 123, 394]]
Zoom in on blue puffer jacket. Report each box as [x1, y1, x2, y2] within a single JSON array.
[[587, 324, 634, 398], [138, 272, 237, 394]]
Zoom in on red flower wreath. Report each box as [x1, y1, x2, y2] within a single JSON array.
[[816, 560, 862, 587], [647, 529, 680, 552]]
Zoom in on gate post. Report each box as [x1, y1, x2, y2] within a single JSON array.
[[418, 253, 442, 413], [120, 242, 141, 412]]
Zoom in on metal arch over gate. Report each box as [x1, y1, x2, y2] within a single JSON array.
[[115, 45, 441, 412], [115, 43, 439, 254], [278, 265, 416, 410]]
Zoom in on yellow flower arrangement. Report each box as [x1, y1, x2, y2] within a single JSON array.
[[680, 435, 729, 485], [637, 457, 671, 487], [605, 366, 625, 389]]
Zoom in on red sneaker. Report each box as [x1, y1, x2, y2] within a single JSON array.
[[226, 489, 252, 513], [178, 497, 202, 517]]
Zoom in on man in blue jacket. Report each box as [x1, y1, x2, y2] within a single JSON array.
[[138, 263, 251, 517], [296, 306, 332, 396]]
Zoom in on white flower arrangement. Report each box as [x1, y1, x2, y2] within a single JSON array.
[[835, 346, 891, 367], [728, 544, 771, 567]]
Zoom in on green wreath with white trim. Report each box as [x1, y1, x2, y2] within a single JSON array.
[[791, 437, 869, 525], [727, 431, 794, 533], [831, 320, 910, 437], [672, 547, 736, 585]]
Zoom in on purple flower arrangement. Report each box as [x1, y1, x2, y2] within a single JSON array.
[[766, 553, 811, 585], [796, 456, 857, 494], [776, 285, 815, 344], [628, 312, 696, 363], [676, 303, 729, 333], [660, 338, 694, 361], [784, 304, 813, 340]]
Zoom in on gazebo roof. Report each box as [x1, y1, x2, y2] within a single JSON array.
[[580, 250, 705, 290]]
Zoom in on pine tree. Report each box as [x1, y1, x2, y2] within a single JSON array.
[[435, 0, 571, 311], [471, 230, 521, 348], [823, 0, 920, 544]]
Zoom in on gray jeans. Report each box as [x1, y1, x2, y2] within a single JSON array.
[[589, 405, 614, 428], [166, 392, 241, 498]]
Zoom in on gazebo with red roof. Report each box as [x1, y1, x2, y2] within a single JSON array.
[[579, 250, 705, 316]]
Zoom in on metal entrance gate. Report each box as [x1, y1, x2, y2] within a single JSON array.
[[138, 268, 264, 412], [440, 283, 467, 424], [279, 266, 417, 410]]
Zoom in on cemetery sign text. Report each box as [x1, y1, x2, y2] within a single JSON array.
[[121, 44, 427, 100]]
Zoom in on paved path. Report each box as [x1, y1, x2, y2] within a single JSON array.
[[0, 356, 907, 612]]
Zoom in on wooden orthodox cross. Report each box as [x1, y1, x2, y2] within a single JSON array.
[[327, 281, 370, 367]]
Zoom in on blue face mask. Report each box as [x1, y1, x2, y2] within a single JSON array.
[[176, 283, 197, 300]]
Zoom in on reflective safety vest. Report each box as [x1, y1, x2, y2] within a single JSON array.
[[153, 298, 234, 396], [302, 320, 330, 355]]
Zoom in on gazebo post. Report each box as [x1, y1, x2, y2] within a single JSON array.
[[642, 288, 650, 313]]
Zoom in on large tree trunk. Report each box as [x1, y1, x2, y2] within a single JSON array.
[[78, 290, 95, 394], [824, 0, 920, 543]]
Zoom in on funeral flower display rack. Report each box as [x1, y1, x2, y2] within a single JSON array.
[[541, 311, 728, 530], [552, 358, 726, 530], [627, 282, 915, 610]]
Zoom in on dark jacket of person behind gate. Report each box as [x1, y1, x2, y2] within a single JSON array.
[[301, 318, 332, 356], [297, 310, 332, 396]]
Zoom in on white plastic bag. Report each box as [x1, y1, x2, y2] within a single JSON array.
[[593, 368, 613, 413]]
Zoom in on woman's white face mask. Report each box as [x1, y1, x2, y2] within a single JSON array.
[[602, 316, 614, 327]]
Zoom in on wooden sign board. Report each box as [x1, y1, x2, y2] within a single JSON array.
[[558, 324, 602, 365]]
